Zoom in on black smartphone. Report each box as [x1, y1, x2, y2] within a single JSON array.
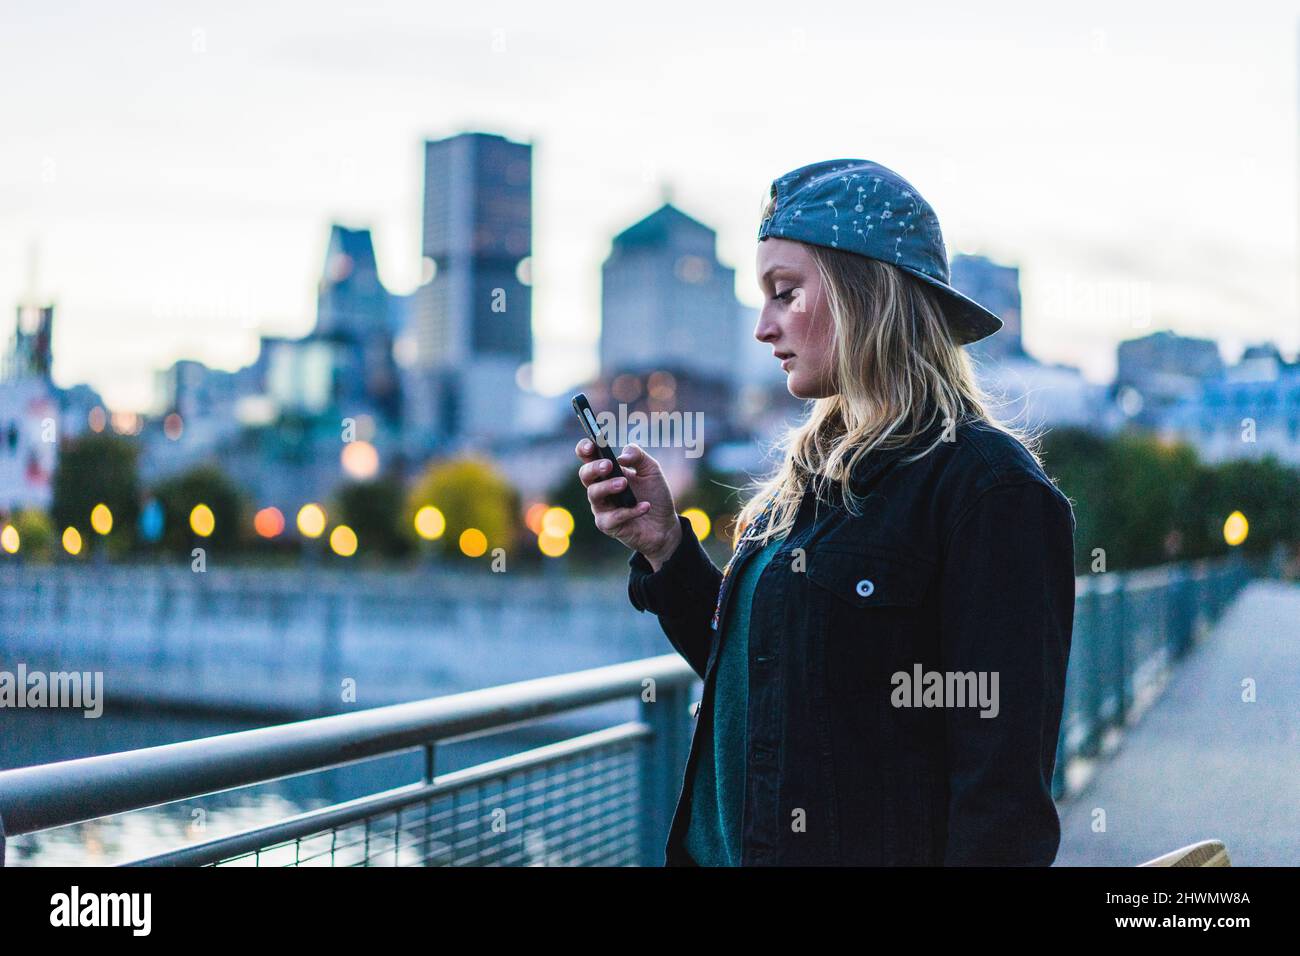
[[571, 392, 638, 509]]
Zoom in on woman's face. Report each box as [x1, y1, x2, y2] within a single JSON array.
[[754, 237, 837, 399]]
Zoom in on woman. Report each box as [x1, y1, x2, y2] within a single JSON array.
[[575, 159, 1077, 866]]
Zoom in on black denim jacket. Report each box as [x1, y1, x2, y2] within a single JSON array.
[[627, 417, 1077, 866]]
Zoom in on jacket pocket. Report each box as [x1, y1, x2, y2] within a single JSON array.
[[805, 545, 934, 610]]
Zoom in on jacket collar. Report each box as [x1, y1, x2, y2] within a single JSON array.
[[847, 417, 949, 495], [734, 418, 951, 553]]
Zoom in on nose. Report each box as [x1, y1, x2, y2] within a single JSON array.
[[754, 310, 779, 345]]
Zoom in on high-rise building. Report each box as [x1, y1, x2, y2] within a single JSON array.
[[315, 225, 401, 424], [1, 304, 72, 510], [407, 132, 533, 448], [600, 203, 741, 385], [1114, 330, 1225, 427], [949, 254, 1024, 361], [2, 304, 53, 383]]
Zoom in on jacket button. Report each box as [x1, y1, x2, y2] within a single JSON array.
[[855, 578, 875, 597]]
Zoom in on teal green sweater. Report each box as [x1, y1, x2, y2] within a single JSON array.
[[685, 534, 786, 866]]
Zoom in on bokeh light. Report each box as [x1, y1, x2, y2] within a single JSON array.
[[541, 506, 574, 538], [524, 502, 549, 535], [340, 440, 379, 480], [297, 503, 326, 539], [1223, 511, 1248, 547], [139, 498, 164, 543], [254, 507, 285, 539], [538, 531, 570, 558], [459, 528, 488, 557], [90, 503, 113, 536], [1, 525, 19, 554], [682, 508, 711, 542], [329, 524, 358, 557], [163, 413, 184, 440], [413, 505, 446, 541], [62, 527, 83, 556], [190, 504, 215, 538]]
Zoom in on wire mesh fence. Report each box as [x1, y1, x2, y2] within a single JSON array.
[[206, 734, 644, 867]]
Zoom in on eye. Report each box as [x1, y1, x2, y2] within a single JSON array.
[[773, 287, 798, 303]]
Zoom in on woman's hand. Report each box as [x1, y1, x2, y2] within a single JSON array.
[[575, 440, 681, 570]]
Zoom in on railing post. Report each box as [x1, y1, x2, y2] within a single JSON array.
[[1167, 564, 1192, 660], [1113, 572, 1129, 728], [422, 743, 436, 866], [639, 679, 692, 867], [1082, 575, 1104, 757]]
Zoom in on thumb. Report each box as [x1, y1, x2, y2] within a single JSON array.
[[619, 443, 653, 469]]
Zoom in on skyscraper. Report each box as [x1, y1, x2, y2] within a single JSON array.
[[1, 304, 61, 509], [2, 304, 53, 383], [600, 203, 741, 385], [315, 225, 401, 424], [950, 254, 1024, 361], [407, 132, 533, 448]]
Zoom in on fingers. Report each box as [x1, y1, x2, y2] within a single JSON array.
[[594, 500, 652, 533], [586, 474, 630, 506], [578, 455, 638, 486], [579, 457, 612, 485], [578, 439, 642, 464]]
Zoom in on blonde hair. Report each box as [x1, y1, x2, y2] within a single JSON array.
[[730, 194, 1043, 549]]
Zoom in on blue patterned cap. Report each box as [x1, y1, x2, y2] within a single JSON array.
[[758, 159, 1002, 345]]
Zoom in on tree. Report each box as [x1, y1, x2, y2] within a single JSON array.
[[51, 433, 141, 555], [152, 464, 247, 554], [406, 457, 518, 560], [9, 508, 55, 561], [334, 476, 412, 559]]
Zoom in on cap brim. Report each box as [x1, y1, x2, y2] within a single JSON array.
[[901, 267, 1003, 346]]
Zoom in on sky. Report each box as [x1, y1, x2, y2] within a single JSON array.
[[1, 0, 1298, 412]]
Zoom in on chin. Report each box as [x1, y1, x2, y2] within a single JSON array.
[[786, 376, 815, 400], [787, 374, 834, 400]]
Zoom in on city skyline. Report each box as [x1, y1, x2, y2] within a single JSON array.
[[2, 0, 1298, 412]]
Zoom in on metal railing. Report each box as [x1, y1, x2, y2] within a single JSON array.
[[0, 552, 1259, 865], [0, 655, 698, 867], [1052, 552, 1255, 796]]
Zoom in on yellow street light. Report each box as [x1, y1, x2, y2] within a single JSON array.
[[414, 505, 446, 541], [538, 531, 570, 558], [1223, 511, 1248, 547], [329, 525, 358, 557], [541, 506, 574, 538], [459, 528, 488, 557], [297, 503, 326, 539], [682, 508, 711, 542], [190, 503, 215, 538], [90, 503, 113, 536]]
